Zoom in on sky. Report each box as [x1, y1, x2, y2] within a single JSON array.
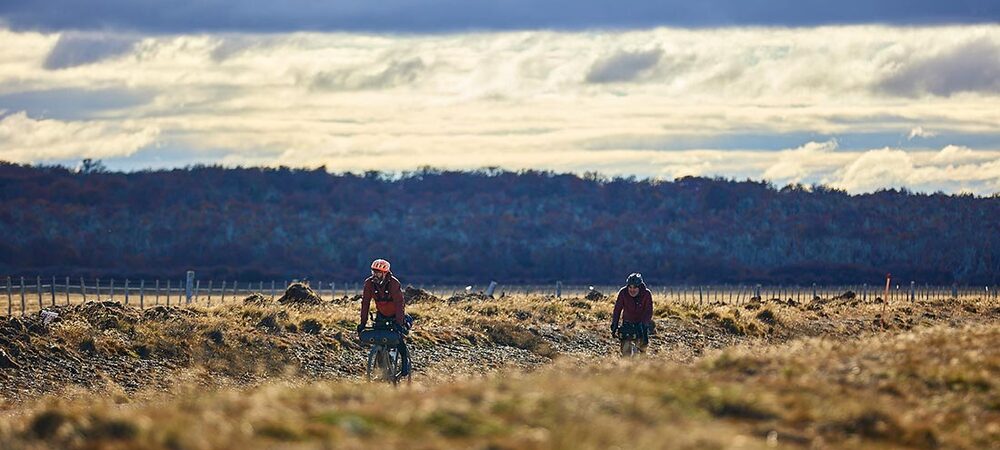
[[1, 2, 999, 194]]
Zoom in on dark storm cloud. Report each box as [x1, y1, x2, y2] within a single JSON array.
[[1, 0, 998, 33], [876, 38, 1000, 97]]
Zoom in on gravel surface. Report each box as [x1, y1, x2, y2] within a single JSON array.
[[0, 296, 995, 403]]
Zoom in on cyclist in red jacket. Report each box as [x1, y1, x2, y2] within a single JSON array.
[[611, 273, 654, 354], [358, 259, 413, 376]]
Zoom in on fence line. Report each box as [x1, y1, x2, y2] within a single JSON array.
[[0, 277, 996, 316]]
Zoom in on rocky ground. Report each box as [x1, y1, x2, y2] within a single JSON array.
[[0, 285, 996, 405]]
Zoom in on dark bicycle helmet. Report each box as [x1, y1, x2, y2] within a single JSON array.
[[626, 273, 644, 287]]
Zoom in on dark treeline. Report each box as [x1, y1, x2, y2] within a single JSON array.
[[1, 161, 998, 285]]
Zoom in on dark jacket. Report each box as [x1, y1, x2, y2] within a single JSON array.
[[612, 285, 653, 328], [361, 273, 405, 326]]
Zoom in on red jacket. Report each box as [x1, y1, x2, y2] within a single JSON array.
[[360, 274, 406, 327], [612, 285, 653, 327]]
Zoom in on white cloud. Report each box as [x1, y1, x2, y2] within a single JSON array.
[[907, 126, 936, 140], [0, 111, 158, 162], [876, 37, 1000, 97], [0, 25, 997, 194], [833, 148, 914, 193], [831, 146, 1000, 194], [929, 145, 990, 165], [762, 140, 842, 184]]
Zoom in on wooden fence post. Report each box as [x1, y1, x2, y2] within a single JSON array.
[[95, 278, 101, 301], [909, 281, 915, 303], [36, 276, 43, 310], [124, 279, 130, 306], [155, 280, 160, 306], [65, 276, 70, 305], [20, 277, 26, 316], [220, 281, 227, 303], [166, 280, 171, 307], [330, 282, 335, 301], [140, 280, 145, 309], [230, 280, 237, 301], [81, 277, 87, 303], [6, 276, 12, 316], [50, 276, 56, 306], [882, 274, 891, 318], [698, 286, 703, 305], [271, 280, 275, 299], [186, 271, 195, 305], [208, 280, 213, 304]]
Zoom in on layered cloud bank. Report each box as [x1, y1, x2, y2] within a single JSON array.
[[0, 26, 998, 194]]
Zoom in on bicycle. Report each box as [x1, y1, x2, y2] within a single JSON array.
[[616, 323, 647, 357], [358, 315, 412, 384]]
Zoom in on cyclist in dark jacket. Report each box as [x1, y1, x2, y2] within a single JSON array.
[[611, 273, 654, 354], [358, 259, 412, 376]]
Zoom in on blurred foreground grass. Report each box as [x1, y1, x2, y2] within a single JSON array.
[[2, 322, 996, 450]]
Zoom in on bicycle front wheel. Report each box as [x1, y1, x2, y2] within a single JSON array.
[[366, 346, 380, 381]]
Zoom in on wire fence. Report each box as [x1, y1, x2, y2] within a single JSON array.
[[1, 275, 996, 316]]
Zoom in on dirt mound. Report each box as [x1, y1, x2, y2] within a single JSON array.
[[0, 316, 39, 369], [833, 291, 857, 301], [585, 289, 606, 301], [277, 283, 323, 305], [242, 293, 272, 306], [404, 286, 440, 303], [67, 301, 140, 330]]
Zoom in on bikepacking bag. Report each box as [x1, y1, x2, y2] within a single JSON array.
[[619, 323, 643, 340], [359, 329, 402, 346]]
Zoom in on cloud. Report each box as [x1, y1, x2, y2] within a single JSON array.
[[43, 31, 137, 69], [0, 88, 152, 120], [585, 48, 662, 84], [833, 148, 913, 192], [907, 126, 936, 140], [831, 146, 1000, 194], [0, 26, 998, 194], [0, 111, 158, 162], [929, 145, 996, 165], [310, 57, 427, 91], [762, 140, 840, 184], [877, 37, 1000, 97]]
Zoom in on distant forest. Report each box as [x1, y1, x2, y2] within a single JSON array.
[[1, 161, 998, 285]]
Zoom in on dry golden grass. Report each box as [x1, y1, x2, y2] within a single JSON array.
[[1, 323, 996, 450], [2, 290, 996, 449]]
